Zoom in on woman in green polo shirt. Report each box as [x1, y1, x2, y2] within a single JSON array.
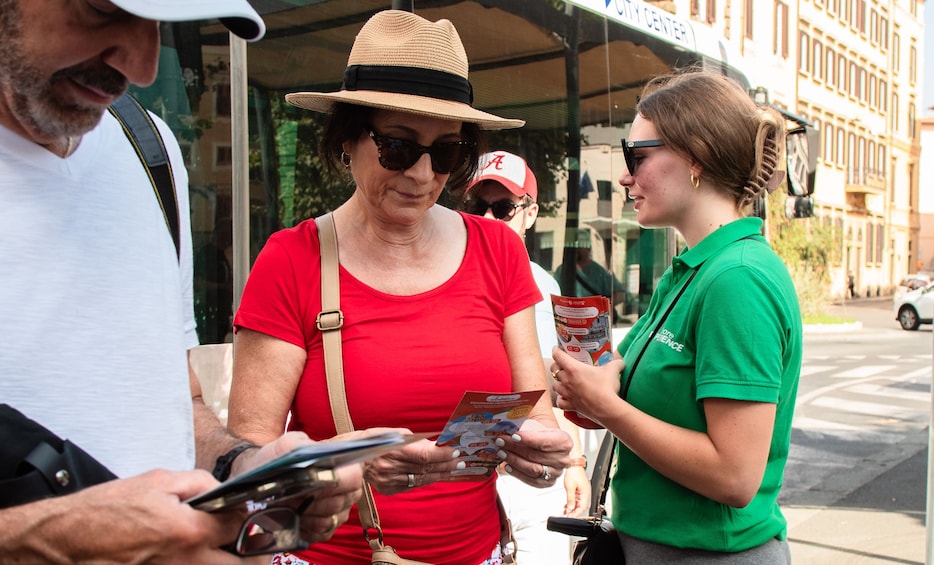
[[552, 69, 801, 563]]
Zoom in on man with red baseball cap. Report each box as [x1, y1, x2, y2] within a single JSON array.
[[466, 151, 592, 565]]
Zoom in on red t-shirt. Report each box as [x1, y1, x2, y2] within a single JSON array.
[[235, 212, 540, 564]]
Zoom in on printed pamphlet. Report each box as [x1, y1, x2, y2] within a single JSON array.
[[551, 294, 613, 366], [436, 390, 545, 479]]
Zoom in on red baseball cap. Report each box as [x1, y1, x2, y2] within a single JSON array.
[[467, 151, 537, 200]]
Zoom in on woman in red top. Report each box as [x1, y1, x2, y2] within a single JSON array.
[[228, 10, 572, 565]]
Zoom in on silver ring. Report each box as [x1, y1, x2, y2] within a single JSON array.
[[540, 465, 551, 481], [406, 472, 416, 488]]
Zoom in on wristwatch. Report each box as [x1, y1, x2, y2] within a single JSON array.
[[211, 442, 257, 481], [568, 456, 588, 469]]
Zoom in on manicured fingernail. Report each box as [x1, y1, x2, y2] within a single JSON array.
[[456, 461, 466, 470], [494, 437, 505, 447], [511, 433, 522, 442], [497, 450, 507, 460], [451, 450, 461, 459], [504, 465, 513, 474]]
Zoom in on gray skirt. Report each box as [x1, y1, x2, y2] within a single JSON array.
[[619, 532, 792, 564]]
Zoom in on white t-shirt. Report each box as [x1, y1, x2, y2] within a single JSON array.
[[530, 261, 560, 359], [0, 110, 198, 477]]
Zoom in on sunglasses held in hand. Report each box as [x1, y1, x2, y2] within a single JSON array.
[[223, 497, 315, 556], [367, 127, 474, 174], [465, 197, 530, 221]]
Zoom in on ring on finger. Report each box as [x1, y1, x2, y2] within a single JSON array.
[[540, 464, 551, 481], [323, 514, 339, 536], [551, 368, 562, 381], [406, 472, 416, 489]]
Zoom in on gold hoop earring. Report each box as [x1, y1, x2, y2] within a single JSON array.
[[340, 151, 351, 168], [690, 173, 700, 189]]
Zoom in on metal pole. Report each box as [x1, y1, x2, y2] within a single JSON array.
[[229, 33, 250, 345], [926, 326, 933, 564]]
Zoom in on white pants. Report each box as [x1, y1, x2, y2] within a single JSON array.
[[497, 473, 573, 564]]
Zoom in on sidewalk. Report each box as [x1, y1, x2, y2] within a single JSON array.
[[785, 442, 928, 564], [789, 297, 930, 564]]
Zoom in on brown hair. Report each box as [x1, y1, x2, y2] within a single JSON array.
[[636, 69, 785, 208], [319, 102, 486, 192]]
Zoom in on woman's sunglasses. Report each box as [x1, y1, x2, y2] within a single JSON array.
[[465, 197, 530, 221], [621, 138, 665, 175], [222, 497, 314, 556], [367, 127, 474, 174]]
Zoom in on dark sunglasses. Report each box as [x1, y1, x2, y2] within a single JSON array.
[[367, 127, 474, 174], [223, 497, 314, 556], [465, 197, 530, 221], [621, 139, 665, 175]]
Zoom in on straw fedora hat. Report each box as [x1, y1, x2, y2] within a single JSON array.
[[284, 10, 524, 130]]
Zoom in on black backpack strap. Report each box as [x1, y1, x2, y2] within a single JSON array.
[[107, 94, 181, 261]]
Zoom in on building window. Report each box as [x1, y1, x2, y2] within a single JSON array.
[[892, 92, 899, 132], [707, 0, 716, 23], [909, 44, 917, 84], [879, 80, 887, 112], [744, 0, 754, 39], [798, 31, 809, 71], [908, 102, 916, 139], [214, 144, 232, 169], [824, 123, 834, 162], [868, 73, 876, 107], [836, 127, 845, 167], [775, 2, 788, 58], [880, 17, 889, 50], [691, 0, 700, 17], [837, 54, 847, 94], [892, 33, 900, 73], [826, 48, 836, 86], [856, 0, 866, 34], [813, 41, 823, 81]]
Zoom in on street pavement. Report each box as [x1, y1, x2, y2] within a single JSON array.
[[787, 297, 932, 564]]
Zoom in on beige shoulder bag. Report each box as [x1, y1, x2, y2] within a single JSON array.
[[315, 213, 517, 565]]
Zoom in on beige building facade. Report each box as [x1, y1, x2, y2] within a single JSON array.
[[668, 0, 925, 298]]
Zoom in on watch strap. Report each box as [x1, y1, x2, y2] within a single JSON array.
[[211, 443, 257, 481]]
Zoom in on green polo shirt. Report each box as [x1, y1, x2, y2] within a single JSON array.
[[611, 217, 802, 552]]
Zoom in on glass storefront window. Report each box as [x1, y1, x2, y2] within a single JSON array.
[[136, 1, 752, 341]]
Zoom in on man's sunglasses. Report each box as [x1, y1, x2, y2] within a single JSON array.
[[621, 139, 665, 175], [367, 128, 474, 174], [223, 497, 314, 556], [465, 197, 530, 221]]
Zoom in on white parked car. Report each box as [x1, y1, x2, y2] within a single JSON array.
[[894, 274, 932, 302], [894, 281, 934, 330]]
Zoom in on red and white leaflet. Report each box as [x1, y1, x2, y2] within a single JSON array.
[[551, 294, 613, 366], [436, 390, 545, 480]]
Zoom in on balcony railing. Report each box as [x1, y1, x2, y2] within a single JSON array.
[[845, 167, 887, 194]]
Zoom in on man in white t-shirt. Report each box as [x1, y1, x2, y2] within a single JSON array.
[[465, 151, 591, 564], [0, 1, 361, 561]]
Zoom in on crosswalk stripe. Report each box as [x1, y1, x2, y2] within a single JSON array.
[[847, 383, 930, 403], [810, 396, 914, 418], [832, 365, 896, 378], [792, 416, 861, 431]]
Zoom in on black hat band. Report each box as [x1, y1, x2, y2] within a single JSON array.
[[342, 64, 474, 105]]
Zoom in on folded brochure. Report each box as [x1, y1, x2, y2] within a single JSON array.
[[551, 294, 613, 366], [187, 431, 428, 511], [436, 390, 545, 478]]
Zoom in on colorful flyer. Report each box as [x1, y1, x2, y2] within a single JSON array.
[[551, 294, 613, 366], [436, 390, 545, 479]]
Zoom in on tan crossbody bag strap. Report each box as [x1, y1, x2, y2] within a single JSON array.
[[315, 213, 385, 553]]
